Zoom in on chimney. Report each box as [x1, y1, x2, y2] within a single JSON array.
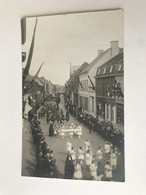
[[111, 41, 119, 57], [98, 50, 104, 56]]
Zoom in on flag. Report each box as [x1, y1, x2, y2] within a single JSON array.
[[30, 62, 44, 83], [28, 95, 36, 108], [23, 18, 38, 80], [77, 77, 83, 90], [112, 79, 124, 98], [88, 75, 95, 90]]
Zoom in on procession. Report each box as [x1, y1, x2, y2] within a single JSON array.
[[22, 11, 124, 182], [22, 93, 124, 181]]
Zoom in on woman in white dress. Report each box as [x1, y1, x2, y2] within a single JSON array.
[[96, 146, 103, 165], [104, 161, 113, 181], [89, 160, 98, 180], [66, 140, 72, 153], [73, 160, 82, 180], [78, 147, 84, 164]]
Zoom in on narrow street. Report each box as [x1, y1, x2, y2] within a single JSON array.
[[37, 94, 124, 181]]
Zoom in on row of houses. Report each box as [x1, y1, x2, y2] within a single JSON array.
[[65, 41, 124, 133], [23, 74, 59, 101]]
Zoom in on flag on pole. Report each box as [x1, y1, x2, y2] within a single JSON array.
[[77, 77, 83, 90], [30, 62, 44, 83], [88, 75, 95, 90], [28, 95, 36, 108], [23, 18, 38, 80], [112, 79, 124, 98]]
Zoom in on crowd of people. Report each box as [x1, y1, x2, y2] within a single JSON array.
[[28, 108, 62, 178], [64, 139, 120, 181], [37, 98, 71, 137], [64, 97, 124, 152], [23, 93, 124, 181]]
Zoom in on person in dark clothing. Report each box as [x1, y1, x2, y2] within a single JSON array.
[[49, 120, 54, 137], [64, 154, 74, 179], [66, 110, 69, 121]]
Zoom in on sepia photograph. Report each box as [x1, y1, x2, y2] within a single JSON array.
[[22, 9, 124, 182]]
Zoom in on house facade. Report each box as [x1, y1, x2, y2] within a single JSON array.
[[78, 41, 121, 117], [95, 51, 124, 133]]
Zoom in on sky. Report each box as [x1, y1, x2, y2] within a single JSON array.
[[22, 10, 123, 85]]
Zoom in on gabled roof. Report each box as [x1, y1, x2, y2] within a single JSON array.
[[80, 48, 110, 75], [71, 62, 89, 78], [95, 52, 123, 78], [35, 78, 45, 86], [39, 77, 49, 84], [24, 74, 44, 86]]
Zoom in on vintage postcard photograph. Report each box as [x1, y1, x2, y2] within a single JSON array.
[[22, 9, 124, 182]]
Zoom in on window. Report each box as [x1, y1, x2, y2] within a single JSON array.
[[103, 67, 106, 74], [91, 97, 94, 112], [107, 104, 109, 119], [111, 106, 114, 122], [106, 84, 110, 97], [110, 65, 113, 73], [98, 68, 101, 74], [97, 102, 102, 116], [118, 64, 122, 71], [117, 104, 124, 125], [84, 97, 88, 111]]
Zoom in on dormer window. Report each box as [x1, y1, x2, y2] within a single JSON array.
[[110, 65, 113, 73], [103, 67, 106, 74]]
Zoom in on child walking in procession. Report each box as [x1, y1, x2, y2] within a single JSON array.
[[78, 147, 84, 164], [96, 146, 103, 166], [66, 140, 72, 153], [73, 160, 82, 180], [89, 160, 98, 180], [110, 148, 118, 170], [104, 161, 113, 181]]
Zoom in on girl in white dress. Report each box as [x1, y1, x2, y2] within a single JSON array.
[[66, 140, 72, 153], [85, 150, 92, 168], [78, 147, 84, 164], [89, 160, 98, 180], [96, 146, 103, 165], [104, 142, 111, 156], [104, 161, 113, 181], [85, 139, 90, 151], [73, 160, 82, 180], [110, 148, 118, 170], [70, 146, 76, 162]]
